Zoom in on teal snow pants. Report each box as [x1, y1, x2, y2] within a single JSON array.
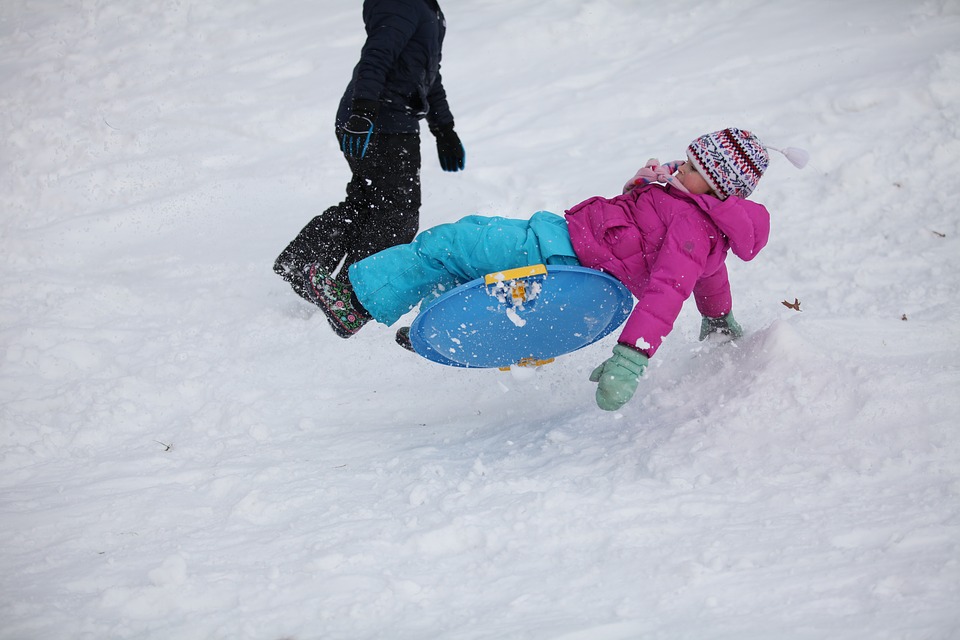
[[348, 211, 580, 326]]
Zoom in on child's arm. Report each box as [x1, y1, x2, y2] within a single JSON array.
[[616, 215, 711, 357], [589, 223, 707, 411], [693, 263, 733, 318], [694, 264, 744, 340]]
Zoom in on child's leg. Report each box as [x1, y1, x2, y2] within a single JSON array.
[[273, 133, 421, 282], [348, 215, 562, 326], [338, 132, 422, 279]]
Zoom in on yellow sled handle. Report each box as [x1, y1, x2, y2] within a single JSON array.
[[485, 264, 548, 306], [483, 264, 547, 285]]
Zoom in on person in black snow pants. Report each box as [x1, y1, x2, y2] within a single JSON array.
[[274, 0, 465, 300]]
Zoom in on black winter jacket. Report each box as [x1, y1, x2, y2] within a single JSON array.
[[336, 0, 454, 134]]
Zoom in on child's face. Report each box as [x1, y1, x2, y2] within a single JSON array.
[[676, 162, 714, 196]]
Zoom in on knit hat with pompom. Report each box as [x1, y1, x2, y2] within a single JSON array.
[[686, 127, 810, 199], [686, 128, 770, 200]]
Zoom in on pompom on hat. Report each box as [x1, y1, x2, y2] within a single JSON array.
[[686, 127, 808, 200]]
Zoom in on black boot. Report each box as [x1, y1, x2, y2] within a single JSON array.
[[274, 207, 348, 280]]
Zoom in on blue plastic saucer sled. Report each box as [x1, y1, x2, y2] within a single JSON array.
[[408, 264, 633, 369]]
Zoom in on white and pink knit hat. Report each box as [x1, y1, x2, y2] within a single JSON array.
[[686, 128, 770, 200], [621, 128, 808, 199]]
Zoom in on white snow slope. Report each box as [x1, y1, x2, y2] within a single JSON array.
[[2, 1, 960, 639]]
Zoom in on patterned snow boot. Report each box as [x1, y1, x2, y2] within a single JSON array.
[[302, 263, 371, 338]]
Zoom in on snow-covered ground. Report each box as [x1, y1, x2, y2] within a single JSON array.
[[2, 1, 960, 638]]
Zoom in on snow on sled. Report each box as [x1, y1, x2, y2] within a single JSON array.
[[408, 264, 633, 369]]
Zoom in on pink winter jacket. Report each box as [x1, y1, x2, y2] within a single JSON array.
[[564, 183, 770, 357]]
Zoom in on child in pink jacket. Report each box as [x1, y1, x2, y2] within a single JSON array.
[[294, 128, 806, 410]]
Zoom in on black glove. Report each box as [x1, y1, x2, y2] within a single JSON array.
[[430, 122, 465, 172], [340, 99, 379, 159]]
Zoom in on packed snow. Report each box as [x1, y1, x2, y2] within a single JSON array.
[[2, 1, 960, 638]]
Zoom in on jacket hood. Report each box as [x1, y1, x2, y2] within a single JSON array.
[[683, 190, 770, 261]]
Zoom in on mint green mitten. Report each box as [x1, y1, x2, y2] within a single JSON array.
[[699, 312, 743, 341], [589, 344, 648, 411]]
